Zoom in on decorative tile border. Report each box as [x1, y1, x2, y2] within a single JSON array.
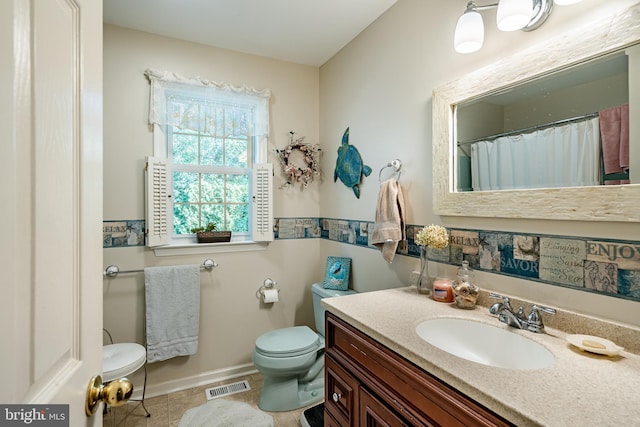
[[449, 229, 640, 301], [274, 218, 320, 239], [103, 220, 145, 248], [315, 218, 640, 303], [104, 217, 640, 302], [319, 218, 371, 246]]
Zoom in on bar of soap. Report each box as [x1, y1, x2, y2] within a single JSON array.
[[582, 339, 606, 349]]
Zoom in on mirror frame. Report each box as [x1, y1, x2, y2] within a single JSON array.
[[433, 3, 640, 222]]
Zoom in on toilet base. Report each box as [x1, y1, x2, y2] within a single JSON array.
[[258, 371, 324, 412]]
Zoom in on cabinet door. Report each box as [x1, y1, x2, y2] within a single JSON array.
[[360, 388, 412, 427], [324, 409, 344, 427], [326, 356, 359, 426]]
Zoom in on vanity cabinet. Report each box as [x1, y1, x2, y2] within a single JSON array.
[[324, 312, 514, 427]]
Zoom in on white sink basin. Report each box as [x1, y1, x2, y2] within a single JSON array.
[[415, 318, 554, 370]]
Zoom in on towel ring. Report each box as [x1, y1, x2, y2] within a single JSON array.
[[378, 159, 402, 183]]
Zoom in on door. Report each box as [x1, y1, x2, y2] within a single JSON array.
[[0, 0, 103, 425]]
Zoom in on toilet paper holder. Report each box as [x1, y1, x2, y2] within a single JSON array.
[[256, 278, 280, 300]]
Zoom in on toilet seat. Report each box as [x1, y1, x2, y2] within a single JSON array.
[[255, 326, 320, 358], [102, 343, 147, 382]]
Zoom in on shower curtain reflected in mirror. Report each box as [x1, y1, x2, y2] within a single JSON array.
[[470, 117, 601, 191]]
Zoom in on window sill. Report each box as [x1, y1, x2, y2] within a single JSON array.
[[153, 241, 269, 257]]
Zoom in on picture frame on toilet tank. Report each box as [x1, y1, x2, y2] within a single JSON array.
[[323, 256, 351, 291]]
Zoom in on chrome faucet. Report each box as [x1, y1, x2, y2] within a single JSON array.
[[489, 293, 555, 333]]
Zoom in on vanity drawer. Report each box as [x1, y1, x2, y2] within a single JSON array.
[[325, 355, 359, 426], [326, 312, 514, 427]]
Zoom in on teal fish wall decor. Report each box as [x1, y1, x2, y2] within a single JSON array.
[[333, 127, 372, 198]]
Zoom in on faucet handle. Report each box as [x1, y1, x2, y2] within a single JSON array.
[[489, 293, 513, 310], [527, 305, 556, 333], [532, 304, 556, 315]]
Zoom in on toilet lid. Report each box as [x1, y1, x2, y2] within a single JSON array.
[[102, 343, 147, 382], [255, 326, 320, 357]]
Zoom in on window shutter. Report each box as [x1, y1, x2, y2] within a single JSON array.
[[145, 157, 171, 247], [252, 163, 274, 242]]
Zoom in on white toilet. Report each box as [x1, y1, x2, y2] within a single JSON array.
[[102, 343, 147, 382], [252, 282, 356, 412]]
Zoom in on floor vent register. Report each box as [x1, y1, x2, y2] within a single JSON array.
[[205, 380, 251, 400]]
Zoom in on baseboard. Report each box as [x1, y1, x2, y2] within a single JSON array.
[[131, 363, 258, 400]]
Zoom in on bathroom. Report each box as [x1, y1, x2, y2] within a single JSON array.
[[38, 0, 638, 423], [99, 0, 640, 415]]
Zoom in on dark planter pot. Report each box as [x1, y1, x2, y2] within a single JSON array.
[[196, 231, 232, 243]]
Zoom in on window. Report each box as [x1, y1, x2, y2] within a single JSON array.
[[144, 69, 273, 247]]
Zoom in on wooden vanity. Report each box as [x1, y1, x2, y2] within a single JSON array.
[[324, 312, 513, 426], [321, 287, 640, 426]]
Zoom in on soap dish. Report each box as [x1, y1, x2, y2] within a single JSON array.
[[566, 334, 624, 356]]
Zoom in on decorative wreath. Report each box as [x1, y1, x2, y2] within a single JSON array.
[[275, 132, 322, 188]]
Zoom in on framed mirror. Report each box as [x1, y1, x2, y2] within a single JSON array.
[[433, 3, 640, 222]]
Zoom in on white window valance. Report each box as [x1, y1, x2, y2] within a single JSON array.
[[144, 68, 271, 137]]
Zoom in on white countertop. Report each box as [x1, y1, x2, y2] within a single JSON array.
[[322, 287, 640, 427]]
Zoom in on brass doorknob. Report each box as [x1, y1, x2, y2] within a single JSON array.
[[85, 375, 134, 416]]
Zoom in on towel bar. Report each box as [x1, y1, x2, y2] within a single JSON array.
[[103, 259, 218, 278]]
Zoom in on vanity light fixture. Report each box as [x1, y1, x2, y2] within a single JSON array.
[[454, 0, 582, 53], [497, 0, 534, 31]]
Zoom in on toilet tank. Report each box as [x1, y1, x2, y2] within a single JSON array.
[[311, 282, 356, 337]]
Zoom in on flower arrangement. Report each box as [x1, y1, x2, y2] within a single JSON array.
[[415, 224, 449, 248], [415, 224, 449, 295], [275, 132, 322, 189]]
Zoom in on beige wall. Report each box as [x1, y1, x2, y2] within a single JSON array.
[[103, 25, 322, 393], [104, 0, 640, 396], [319, 0, 640, 325]]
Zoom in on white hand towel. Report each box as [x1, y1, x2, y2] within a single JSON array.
[[145, 265, 200, 363], [371, 178, 406, 263]]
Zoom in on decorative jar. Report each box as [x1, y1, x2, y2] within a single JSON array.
[[452, 260, 479, 309]]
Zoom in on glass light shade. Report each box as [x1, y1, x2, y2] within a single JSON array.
[[497, 0, 533, 31], [454, 10, 484, 54], [554, 0, 581, 4]]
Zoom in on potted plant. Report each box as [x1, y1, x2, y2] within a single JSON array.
[[190, 222, 232, 243]]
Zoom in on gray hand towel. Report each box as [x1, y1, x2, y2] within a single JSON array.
[[145, 264, 200, 363]]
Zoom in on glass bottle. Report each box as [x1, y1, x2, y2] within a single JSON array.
[[416, 246, 432, 294]]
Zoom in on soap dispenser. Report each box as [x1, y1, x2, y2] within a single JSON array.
[[452, 260, 479, 309]]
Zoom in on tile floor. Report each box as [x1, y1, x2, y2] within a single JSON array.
[[103, 373, 318, 427]]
